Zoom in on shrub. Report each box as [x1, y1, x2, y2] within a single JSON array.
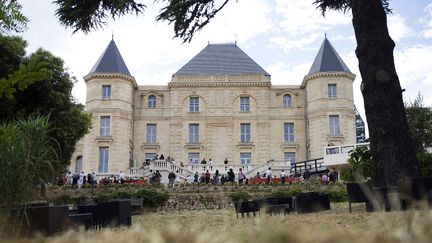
[[228, 191, 251, 202], [51, 194, 73, 205], [267, 189, 291, 198], [322, 188, 348, 202], [134, 188, 169, 207]]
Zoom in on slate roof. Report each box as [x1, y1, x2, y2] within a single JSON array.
[[175, 43, 270, 76], [308, 37, 351, 75], [89, 39, 131, 76]]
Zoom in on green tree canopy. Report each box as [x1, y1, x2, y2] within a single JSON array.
[[405, 93, 432, 154], [0, 34, 91, 172], [0, 0, 28, 34]]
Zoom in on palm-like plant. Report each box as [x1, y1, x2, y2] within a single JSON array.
[[0, 116, 57, 236]]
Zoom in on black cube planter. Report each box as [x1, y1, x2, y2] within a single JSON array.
[[21, 205, 69, 236], [346, 183, 373, 212], [398, 176, 432, 208], [234, 201, 260, 218], [96, 199, 132, 228], [295, 192, 329, 213]]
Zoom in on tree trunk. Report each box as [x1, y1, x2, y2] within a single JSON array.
[[351, 0, 421, 186]]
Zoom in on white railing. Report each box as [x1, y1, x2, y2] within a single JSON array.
[[323, 142, 370, 167]]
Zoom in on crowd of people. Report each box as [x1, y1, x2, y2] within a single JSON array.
[[55, 170, 128, 188]]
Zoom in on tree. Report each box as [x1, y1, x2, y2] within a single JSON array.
[[340, 145, 373, 183], [405, 93, 432, 154], [0, 35, 91, 172], [0, 0, 28, 33]]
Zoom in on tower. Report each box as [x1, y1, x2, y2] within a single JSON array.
[[303, 37, 356, 160], [82, 38, 136, 174]]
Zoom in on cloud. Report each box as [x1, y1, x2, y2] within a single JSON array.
[[387, 14, 413, 41], [269, 32, 321, 52], [275, 0, 351, 35], [420, 3, 432, 39], [266, 61, 310, 85]]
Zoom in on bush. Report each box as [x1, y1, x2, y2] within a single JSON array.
[[322, 188, 348, 202], [228, 191, 251, 202], [51, 194, 73, 205], [267, 189, 291, 198], [134, 188, 169, 207]]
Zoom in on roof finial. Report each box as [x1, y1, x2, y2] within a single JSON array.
[[324, 32, 327, 39], [112, 31, 114, 40]]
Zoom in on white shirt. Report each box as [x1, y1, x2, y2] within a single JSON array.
[[119, 172, 125, 180], [280, 171, 287, 178], [266, 169, 273, 178]]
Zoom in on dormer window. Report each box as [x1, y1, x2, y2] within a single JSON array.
[[240, 97, 250, 112], [102, 85, 111, 99], [283, 95, 292, 108], [328, 84, 337, 98], [148, 95, 156, 108]]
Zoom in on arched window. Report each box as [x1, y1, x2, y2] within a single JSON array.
[[148, 95, 156, 108], [283, 95, 292, 108]]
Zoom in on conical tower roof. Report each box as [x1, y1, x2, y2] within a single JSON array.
[[89, 39, 131, 76], [308, 37, 351, 75], [175, 43, 269, 76]]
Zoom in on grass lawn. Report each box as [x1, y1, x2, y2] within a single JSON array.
[[7, 202, 432, 243]]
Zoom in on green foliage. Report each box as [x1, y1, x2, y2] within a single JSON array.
[[0, 38, 91, 170], [267, 189, 291, 198], [0, 0, 28, 33], [0, 35, 26, 78], [322, 188, 348, 202], [0, 116, 56, 209], [405, 93, 432, 154], [134, 188, 169, 207], [418, 152, 432, 176], [341, 146, 373, 183], [313, 0, 391, 15], [53, 0, 145, 34], [228, 191, 251, 202]]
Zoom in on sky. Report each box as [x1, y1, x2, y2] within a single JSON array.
[[17, 0, 432, 134]]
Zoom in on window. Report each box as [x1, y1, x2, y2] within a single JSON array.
[[240, 97, 250, 112], [240, 152, 252, 165], [188, 153, 200, 164], [284, 152, 296, 165], [329, 115, 341, 136], [146, 124, 157, 143], [189, 97, 199, 112], [328, 84, 337, 98], [75, 156, 83, 173], [100, 116, 110, 136], [189, 124, 199, 143], [240, 123, 251, 142], [148, 95, 156, 108], [99, 147, 109, 173], [145, 153, 156, 161], [102, 85, 111, 99], [283, 95, 292, 108], [284, 123, 295, 142]]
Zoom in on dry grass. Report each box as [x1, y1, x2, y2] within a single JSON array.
[[7, 203, 432, 243]]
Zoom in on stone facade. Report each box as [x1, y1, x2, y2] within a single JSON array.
[[70, 39, 357, 175]]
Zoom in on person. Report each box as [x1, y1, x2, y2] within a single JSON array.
[[78, 171, 84, 188], [180, 161, 184, 167], [201, 158, 207, 164], [87, 172, 93, 185], [266, 167, 273, 183], [91, 172, 97, 186], [213, 170, 220, 185], [194, 172, 199, 183], [322, 174, 329, 185], [227, 168, 235, 184], [303, 169, 311, 181], [154, 154, 159, 161], [209, 158, 213, 171], [329, 168, 338, 182], [168, 171, 176, 188], [66, 171, 73, 185], [72, 171, 79, 186], [205, 170, 211, 184], [254, 172, 260, 179], [221, 174, 226, 185], [119, 171, 125, 185], [238, 168, 246, 184], [280, 170, 287, 184], [159, 154, 164, 160]]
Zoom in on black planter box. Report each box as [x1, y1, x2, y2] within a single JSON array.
[[234, 201, 260, 218], [294, 192, 330, 213], [21, 205, 69, 236], [346, 183, 373, 212]]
